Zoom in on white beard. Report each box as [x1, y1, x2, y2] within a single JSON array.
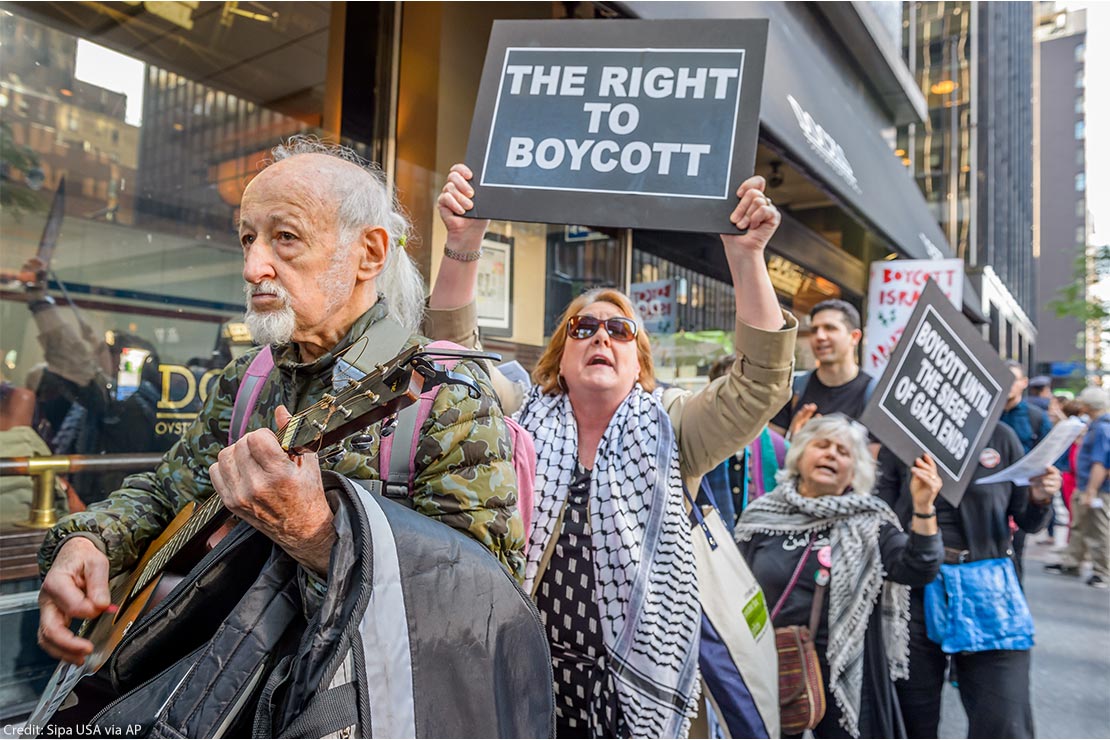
[[244, 280, 296, 345]]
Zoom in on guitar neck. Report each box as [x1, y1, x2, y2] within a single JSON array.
[[130, 493, 227, 598]]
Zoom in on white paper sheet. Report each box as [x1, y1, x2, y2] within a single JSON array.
[[975, 416, 1087, 486]]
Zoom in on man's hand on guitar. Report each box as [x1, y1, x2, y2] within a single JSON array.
[[38, 537, 113, 665], [210, 405, 337, 576]]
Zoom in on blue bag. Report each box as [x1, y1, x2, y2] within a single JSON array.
[[924, 557, 1034, 653]]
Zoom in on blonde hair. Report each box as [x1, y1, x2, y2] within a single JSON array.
[[778, 414, 876, 494], [532, 288, 656, 395]]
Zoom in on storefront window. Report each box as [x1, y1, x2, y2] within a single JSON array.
[[0, 3, 382, 511]]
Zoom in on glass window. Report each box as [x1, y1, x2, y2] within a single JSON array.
[[1075, 121, 1085, 140], [1076, 173, 1086, 192], [0, 4, 383, 514], [1075, 42, 1086, 63], [1076, 95, 1084, 114], [1078, 148, 1085, 167], [1077, 225, 1086, 245], [1077, 200, 1086, 218], [1076, 70, 1085, 88]]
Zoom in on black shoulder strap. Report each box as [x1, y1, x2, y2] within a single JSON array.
[[1029, 403, 1046, 441], [790, 371, 812, 416]]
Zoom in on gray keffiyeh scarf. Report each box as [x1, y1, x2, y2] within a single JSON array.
[[734, 479, 911, 739], [516, 384, 701, 739]]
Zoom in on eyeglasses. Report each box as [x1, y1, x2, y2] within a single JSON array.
[[566, 315, 638, 342]]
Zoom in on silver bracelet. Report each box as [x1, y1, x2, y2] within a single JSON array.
[[444, 246, 482, 262]]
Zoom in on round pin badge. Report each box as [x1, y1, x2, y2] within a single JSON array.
[[817, 546, 832, 568], [815, 568, 830, 586], [979, 448, 1001, 469]]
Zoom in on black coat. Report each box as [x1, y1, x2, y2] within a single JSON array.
[[876, 423, 1051, 562]]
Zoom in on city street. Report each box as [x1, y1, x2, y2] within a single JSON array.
[[938, 538, 1110, 738]]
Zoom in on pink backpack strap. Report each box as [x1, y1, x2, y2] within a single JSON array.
[[378, 341, 536, 551], [229, 346, 275, 444], [379, 341, 463, 494]]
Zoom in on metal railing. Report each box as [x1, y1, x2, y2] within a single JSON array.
[[0, 454, 163, 529]]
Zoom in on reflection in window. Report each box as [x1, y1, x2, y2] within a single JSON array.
[[545, 226, 623, 335], [0, 4, 348, 512]]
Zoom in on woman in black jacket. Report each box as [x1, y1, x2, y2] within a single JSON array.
[[876, 421, 1060, 739], [735, 414, 943, 738]]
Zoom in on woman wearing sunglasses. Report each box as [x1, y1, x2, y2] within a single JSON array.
[[426, 163, 797, 739]]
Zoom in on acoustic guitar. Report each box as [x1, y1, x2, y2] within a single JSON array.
[[27, 344, 498, 731]]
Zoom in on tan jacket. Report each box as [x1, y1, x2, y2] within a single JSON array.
[[424, 302, 797, 493]]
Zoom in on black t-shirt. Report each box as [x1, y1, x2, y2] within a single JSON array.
[[771, 370, 874, 431]]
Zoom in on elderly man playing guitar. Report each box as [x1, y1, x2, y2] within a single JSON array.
[[35, 138, 526, 672]]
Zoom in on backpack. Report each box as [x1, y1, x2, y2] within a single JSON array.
[[73, 473, 554, 738], [377, 340, 537, 540], [1027, 402, 1048, 446], [230, 341, 538, 540]]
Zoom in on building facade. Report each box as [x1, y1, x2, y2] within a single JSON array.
[[1034, 3, 1088, 383], [0, 0, 987, 715], [899, 0, 1037, 365]]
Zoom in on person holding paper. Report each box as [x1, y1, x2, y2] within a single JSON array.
[[429, 162, 797, 738], [876, 422, 1060, 739]]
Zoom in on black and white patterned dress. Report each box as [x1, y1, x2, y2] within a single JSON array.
[[534, 464, 623, 738]]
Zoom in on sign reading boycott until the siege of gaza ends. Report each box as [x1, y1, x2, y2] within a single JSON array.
[[464, 19, 769, 234], [859, 279, 1011, 507]]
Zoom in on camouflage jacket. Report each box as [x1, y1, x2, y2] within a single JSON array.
[[39, 301, 526, 581]]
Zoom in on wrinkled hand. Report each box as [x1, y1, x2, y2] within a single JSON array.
[[721, 175, 781, 254], [437, 163, 489, 250], [789, 403, 819, 440], [38, 537, 114, 665], [909, 454, 943, 512], [1029, 465, 1061, 506], [209, 406, 336, 575]]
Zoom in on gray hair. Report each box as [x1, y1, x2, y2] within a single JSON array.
[[268, 135, 426, 333], [777, 414, 877, 495], [1078, 386, 1110, 413]]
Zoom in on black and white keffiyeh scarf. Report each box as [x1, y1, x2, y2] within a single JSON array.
[[516, 384, 701, 739], [734, 479, 911, 739]]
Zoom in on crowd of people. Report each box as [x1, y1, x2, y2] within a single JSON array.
[[26, 138, 1107, 739]]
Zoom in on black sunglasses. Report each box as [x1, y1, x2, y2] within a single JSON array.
[[566, 315, 638, 342]]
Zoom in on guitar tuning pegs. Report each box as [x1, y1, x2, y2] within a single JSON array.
[[350, 434, 374, 452], [320, 446, 347, 466]]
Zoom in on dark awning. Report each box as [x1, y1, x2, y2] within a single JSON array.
[[615, 1, 987, 323]]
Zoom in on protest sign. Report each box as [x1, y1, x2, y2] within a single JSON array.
[[631, 279, 678, 333], [464, 19, 768, 233], [860, 280, 1010, 506], [862, 259, 963, 377]]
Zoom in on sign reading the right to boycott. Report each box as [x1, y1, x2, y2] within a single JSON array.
[[860, 280, 1011, 506], [464, 19, 768, 234]]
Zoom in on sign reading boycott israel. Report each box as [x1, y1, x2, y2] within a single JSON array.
[[860, 280, 1010, 506], [464, 19, 768, 233]]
